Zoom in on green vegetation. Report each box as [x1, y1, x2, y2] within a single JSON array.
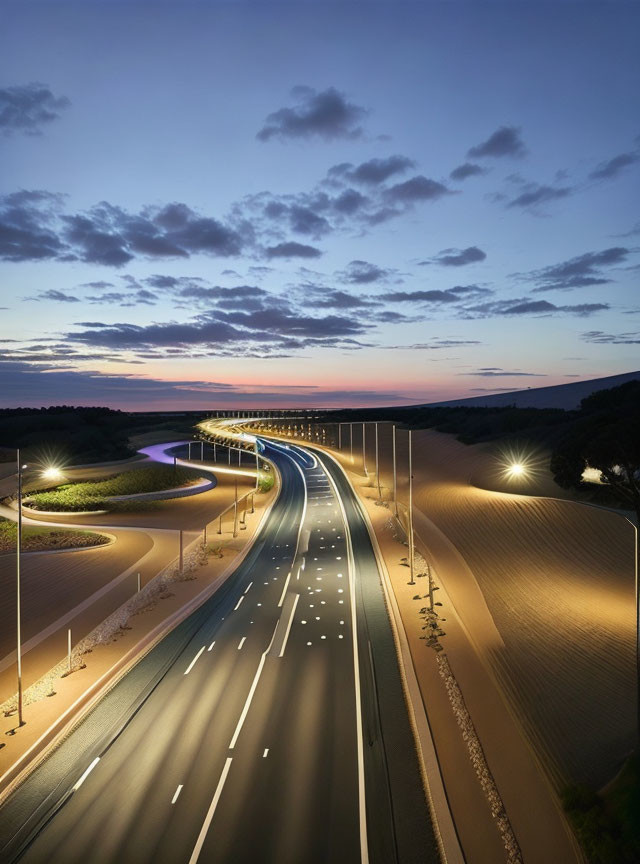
[[0, 406, 210, 466], [26, 465, 203, 511], [563, 754, 640, 863], [550, 380, 640, 522], [258, 473, 274, 493], [0, 519, 109, 554]]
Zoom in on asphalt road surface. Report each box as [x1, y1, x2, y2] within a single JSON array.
[[0, 440, 436, 864]]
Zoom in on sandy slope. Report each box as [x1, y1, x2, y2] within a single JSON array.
[[354, 423, 636, 789]]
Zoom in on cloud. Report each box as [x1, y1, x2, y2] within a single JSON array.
[[384, 175, 453, 204], [462, 368, 546, 377], [330, 155, 416, 185], [37, 289, 80, 303], [0, 192, 244, 265], [310, 290, 379, 310], [581, 330, 640, 345], [427, 246, 487, 267], [507, 183, 572, 210], [521, 246, 630, 291], [382, 339, 482, 350], [0, 359, 406, 408], [0, 190, 68, 261], [265, 241, 322, 259], [332, 189, 369, 215], [449, 162, 486, 181], [460, 297, 609, 318], [467, 126, 527, 159], [380, 284, 491, 304], [257, 86, 367, 142], [381, 289, 459, 304], [0, 83, 70, 136], [339, 259, 391, 284], [589, 151, 640, 181], [69, 304, 369, 354]]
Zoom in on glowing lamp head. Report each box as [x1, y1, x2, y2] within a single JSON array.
[[508, 462, 526, 478], [41, 466, 64, 483]]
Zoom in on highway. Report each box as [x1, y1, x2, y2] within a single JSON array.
[[0, 439, 436, 864]]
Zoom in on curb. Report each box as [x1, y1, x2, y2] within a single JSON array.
[[0, 458, 280, 804], [304, 444, 465, 864]]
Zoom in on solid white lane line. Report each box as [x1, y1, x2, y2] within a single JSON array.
[[316, 450, 369, 864], [234, 596, 244, 611], [278, 593, 300, 658], [229, 622, 278, 750], [277, 570, 292, 607], [263, 748, 269, 758], [72, 757, 100, 791], [188, 757, 233, 864], [172, 784, 183, 804], [184, 646, 205, 676], [208, 641, 215, 652], [244, 581, 253, 594], [237, 637, 246, 650]]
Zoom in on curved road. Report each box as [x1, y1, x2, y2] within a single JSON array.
[[0, 440, 435, 864]]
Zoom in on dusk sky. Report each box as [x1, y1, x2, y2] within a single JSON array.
[[1, 1, 639, 409]]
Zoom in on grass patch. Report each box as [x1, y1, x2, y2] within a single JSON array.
[[563, 753, 640, 863], [26, 465, 203, 512], [0, 519, 110, 554], [258, 472, 274, 493]]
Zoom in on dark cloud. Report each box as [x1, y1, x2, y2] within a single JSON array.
[[521, 246, 630, 291], [0, 359, 403, 408], [426, 246, 487, 267], [467, 126, 526, 159], [257, 86, 367, 142], [0, 190, 67, 262], [38, 289, 80, 303], [310, 290, 379, 310], [330, 155, 416, 185], [383, 339, 482, 350], [381, 284, 491, 304], [589, 151, 640, 181], [581, 330, 640, 345], [0, 83, 70, 136], [507, 183, 572, 210], [462, 368, 546, 377], [0, 192, 244, 265], [69, 304, 368, 353], [449, 162, 486, 181], [332, 189, 369, 214], [460, 297, 609, 318], [340, 259, 391, 284], [384, 175, 452, 204], [265, 241, 323, 259], [288, 205, 331, 237], [381, 289, 458, 304]]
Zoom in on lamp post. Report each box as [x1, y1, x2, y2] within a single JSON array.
[[392, 424, 398, 517], [350, 422, 353, 463], [408, 430, 415, 586], [16, 450, 26, 727], [362, 422, 368, 476], [375, 422, 381, 499], [623, 516, 640, 744]]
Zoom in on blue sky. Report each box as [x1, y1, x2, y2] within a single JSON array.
[[1, 1, 639, 409]]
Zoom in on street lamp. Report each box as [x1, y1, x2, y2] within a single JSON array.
[[16, 450, 27, 727], [582, 466, 639, 743], [507, 462, 526, 478], [41, 465, 64, 484]]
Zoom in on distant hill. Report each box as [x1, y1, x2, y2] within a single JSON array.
[[425, 371, 640, 410]]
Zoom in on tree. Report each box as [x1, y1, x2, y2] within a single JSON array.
[[550, 380, 640, 525]]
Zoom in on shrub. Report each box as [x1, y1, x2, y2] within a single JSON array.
[[26, 465, 203, 511]]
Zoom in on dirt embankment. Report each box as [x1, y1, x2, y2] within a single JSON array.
[[359, 424, 636, 790]]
